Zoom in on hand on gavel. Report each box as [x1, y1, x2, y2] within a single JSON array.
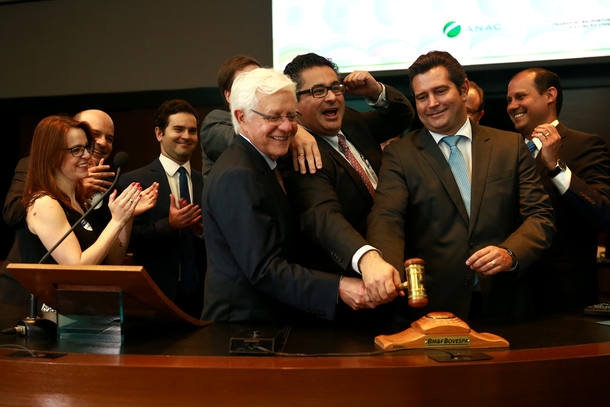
[[397, 258, 429, 308]]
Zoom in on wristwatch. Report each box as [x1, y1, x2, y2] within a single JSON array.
[[499, 246, 518, 271], [548, 159, 567, 178]]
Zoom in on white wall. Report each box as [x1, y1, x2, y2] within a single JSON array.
[[0, 0, 272, 98]]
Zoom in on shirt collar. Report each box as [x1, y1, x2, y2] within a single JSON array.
[[239, 134, 277, 170], [428, 118, 472, 144], [158, 154, 191, 176]]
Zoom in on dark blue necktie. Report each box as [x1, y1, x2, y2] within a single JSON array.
[[177, 166, 197, 296], [526, 140, 537, 157], [178, 166, 191, 204], [442, 135, 471, 216]]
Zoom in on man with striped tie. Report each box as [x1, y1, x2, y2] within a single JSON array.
[[283, 53, 414, 329]]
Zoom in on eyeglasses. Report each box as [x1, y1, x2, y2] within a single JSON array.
[[296, 82, 345, 98], [63, 144, 92, 157], [250, 109, 298, 124]]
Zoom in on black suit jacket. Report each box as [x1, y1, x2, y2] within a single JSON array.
[[532, 123, 610, 310], [367, 122, 555, 320], [202, 136, 340, 323], [285, 85, 414, 274], [118, 158, 205, 302]]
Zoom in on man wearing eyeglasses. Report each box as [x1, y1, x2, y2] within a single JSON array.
[[202, 68, 376, 323], [282, 53, 414, 327]]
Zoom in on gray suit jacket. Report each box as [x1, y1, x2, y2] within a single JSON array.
[[367, 122, 555, 319]]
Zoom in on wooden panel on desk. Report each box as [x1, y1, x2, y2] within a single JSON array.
[[6, 263, 209, 327]]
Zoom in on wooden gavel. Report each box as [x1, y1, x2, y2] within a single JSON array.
[[397, 258, 429, 308]]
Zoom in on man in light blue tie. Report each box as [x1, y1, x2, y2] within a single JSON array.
[[364, 51, 555, 323]]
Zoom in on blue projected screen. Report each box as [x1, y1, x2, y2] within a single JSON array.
[[272, 0, 610, 72]]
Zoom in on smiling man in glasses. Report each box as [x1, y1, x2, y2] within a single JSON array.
[[281, 53, 414, 328]]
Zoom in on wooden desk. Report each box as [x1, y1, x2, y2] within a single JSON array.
[[1, 304, 610, 406]]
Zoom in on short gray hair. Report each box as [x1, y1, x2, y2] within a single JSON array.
[[229, 68, 296, 134]]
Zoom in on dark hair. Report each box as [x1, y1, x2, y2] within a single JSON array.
[[283, 52, 339, 90], [217, 55, 261, 107], [468, 80, 485, 112], [514, 68, 563, 116], [407, 51, 467, 93], [153, 99, 199, 132], [23, 115, 93, 209]]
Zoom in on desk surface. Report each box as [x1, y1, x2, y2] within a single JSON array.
[[1, 302, 610, 406]]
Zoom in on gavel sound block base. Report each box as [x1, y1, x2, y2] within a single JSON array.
[[375, 311, 509, 350]]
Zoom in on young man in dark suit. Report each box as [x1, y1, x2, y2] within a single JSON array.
[[364, 51, 555, 322], [119, 99, 205, 318], [507, 68, 610, 313], [202, 68, 375, 323]]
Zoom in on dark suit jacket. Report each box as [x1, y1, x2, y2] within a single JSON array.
[[118, 158, 205, 302], [202, 136, 340, 323], [285, 85, 414, 274], [532, 123, 610, 310], [367, 122, 555, 320]]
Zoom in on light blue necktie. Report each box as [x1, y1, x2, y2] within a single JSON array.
[[526, 140, 537, 157], [442, 135, 470, 215]]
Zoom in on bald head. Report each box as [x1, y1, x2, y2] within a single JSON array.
[[74, 109, 115, 165]]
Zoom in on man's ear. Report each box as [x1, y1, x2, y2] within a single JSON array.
[[545, 86, 558, 105], [154, 126, 164, 142], [460, 79, 470, 101], [234, 110, 246, 134]]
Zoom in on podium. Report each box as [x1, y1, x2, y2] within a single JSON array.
[[6, 263, 210, 346]]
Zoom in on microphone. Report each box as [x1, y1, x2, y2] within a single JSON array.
[[38, 152, 128, 264], [397, 257, 429, 308], [90, 152, 129, 209]]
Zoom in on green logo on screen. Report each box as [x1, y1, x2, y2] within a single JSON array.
[[443, 21, 461, 38]]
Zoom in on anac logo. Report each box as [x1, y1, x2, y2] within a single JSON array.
[[443, 21, 462, 38]]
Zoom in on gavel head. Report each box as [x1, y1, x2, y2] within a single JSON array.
[[401, 257, 429, 308]]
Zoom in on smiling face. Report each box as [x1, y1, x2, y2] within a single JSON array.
[[237, 90, 297, 160], [59, 127, 92, 182], [77, 110, 114, 165], [506, 70, 556, 137], [155, 112, 198, 164], [412, 66, 468, 135], [295, 65, 345, 136]]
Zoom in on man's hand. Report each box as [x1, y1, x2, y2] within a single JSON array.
[[81, 158, 115, 199], [531, 124, 561, 170], [359, 250, 402, 304], [338, 276, 376, 310], [343, 71, 383, 99], [134, 182, 159, 216], [168, 194, 203, 230], [465, 245, 513, 276], [291, 125, 323, 174]]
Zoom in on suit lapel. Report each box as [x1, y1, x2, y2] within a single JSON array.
[[315, 133, 373, 202], [416, 129, 470, 222], [469, 125, 492, 233]]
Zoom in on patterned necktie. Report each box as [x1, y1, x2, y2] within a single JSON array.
[[526, 140, 537, 157], [337, 133, 375, 197], [178, 167, 191, 204], [441, 135, 470, 215]]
